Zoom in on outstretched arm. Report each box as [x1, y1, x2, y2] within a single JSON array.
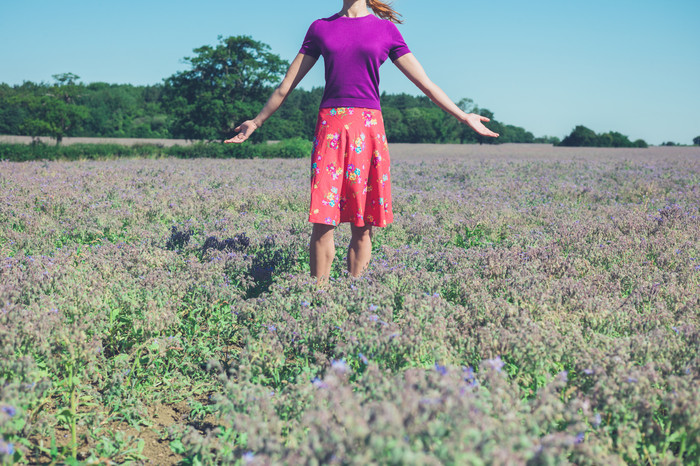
[[225, 53, 318, 143], [393, 53, 499, 138]]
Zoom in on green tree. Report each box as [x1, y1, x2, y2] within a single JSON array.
[[382, 107, 408, 142], [559, 125, 599, 147], [163, 35, 288, 141], [693, 136, 700, 146], [600, 131, 635, 147], [499, 125, 534, 144], [533, 135, 561, 145], [0, 83, 30, 134], [18, 74, 88, 145], [403, 107, 440, 143]]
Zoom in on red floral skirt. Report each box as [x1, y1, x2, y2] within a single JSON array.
[[309, 107, 393, 227]]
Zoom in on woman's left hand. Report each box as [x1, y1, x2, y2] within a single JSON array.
[[464, 113, 500, 138]]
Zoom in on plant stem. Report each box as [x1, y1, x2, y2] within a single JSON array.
[[70, 362, 77, 459]]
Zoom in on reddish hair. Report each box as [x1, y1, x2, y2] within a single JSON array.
[[367, 0, 403, 24]]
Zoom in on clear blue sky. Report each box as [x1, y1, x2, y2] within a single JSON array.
[[1, 0, 698, 145]]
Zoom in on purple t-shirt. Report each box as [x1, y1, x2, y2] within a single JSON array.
[[299, 13, 411, 110]]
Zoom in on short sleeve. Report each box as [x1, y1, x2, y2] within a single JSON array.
[[388, 23, 411, 62], [299, 21, 321, 59]]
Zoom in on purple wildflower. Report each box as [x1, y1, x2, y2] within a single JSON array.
[[434, 363, 447, 376], [462, 366, 478, 386], [331, 359, 348, 374], [242, 451, 255, 463], [484, 356, 505, 372], [368, 304, 379, 311], [593, 413, 602, 427], [301, 300, 310, 307], [1, 406, 16, 417], [575, 432, 585, 444], [0, 440, 13, 455], [583, 368, 594, 375], [359, 353, 368, 364], [626, 377, 638, 383]]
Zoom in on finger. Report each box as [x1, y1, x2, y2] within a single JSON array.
[[225, 132, 246, 144], [480, 116, 490, 122]]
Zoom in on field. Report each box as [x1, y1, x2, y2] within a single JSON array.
[[1, 143, 699, 464]]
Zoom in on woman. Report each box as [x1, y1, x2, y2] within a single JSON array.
[[225, 0, 499, 282]]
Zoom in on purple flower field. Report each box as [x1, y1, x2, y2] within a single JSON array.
[[1, 143, 698, 464]]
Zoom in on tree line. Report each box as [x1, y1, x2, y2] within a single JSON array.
[[558, 125, 648, 148], [1, 35, 674, 147], [1, 36, 553, 146]]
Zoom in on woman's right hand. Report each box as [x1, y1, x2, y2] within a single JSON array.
[[224, 119, 259, 144]]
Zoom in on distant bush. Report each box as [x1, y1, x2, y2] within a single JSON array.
[[0, 137, 312, 162], [694, 136, 700, 146], [558, 125, 647, 148], [263, 137, 313, 158], [533, 135, 561, 145]]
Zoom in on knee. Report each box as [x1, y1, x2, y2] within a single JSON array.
[[312, 224, 335, 244], [351, 225, 373, 244]]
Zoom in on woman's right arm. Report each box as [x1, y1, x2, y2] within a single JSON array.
[[225, 53, 318, 144]]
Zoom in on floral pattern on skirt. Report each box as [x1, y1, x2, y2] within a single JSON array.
[[309, 107, 393, 227]]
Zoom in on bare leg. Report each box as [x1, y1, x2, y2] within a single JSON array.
[[347, 224, 373, 277], [310, 223, 336, 283]]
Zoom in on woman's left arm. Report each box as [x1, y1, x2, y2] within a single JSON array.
[[393, 53, 499, 138]]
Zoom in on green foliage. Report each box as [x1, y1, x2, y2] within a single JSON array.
[[0, 138, 312, 162], [0, 34, 533, 146], [559, 125, 599, 147], [693, 136, 700, 146], [559, 125, 648, 148], [498, 124, 535, 144], [162, 35, 288, 141], [1, 80, 169, 141], [9, 74, 90, 145], [377, 94, 532, 144], [0, 35, 664, 146], [533, 135, 561, 145], [80, 82, 170, 138]]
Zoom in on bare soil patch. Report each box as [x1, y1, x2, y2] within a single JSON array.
[[28, 395, 217, 464]]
